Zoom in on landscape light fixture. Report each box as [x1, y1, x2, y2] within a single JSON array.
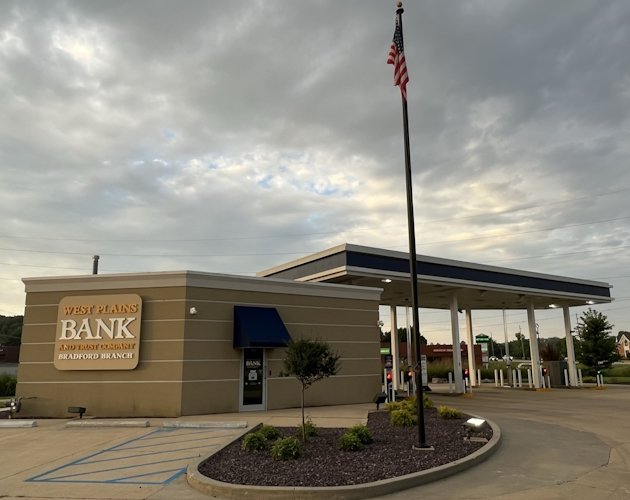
[[464, 417, 487, 431], [463, 417, 488, 443]]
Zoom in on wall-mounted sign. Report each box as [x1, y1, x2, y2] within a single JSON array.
[[475, 334, 491, 343], [54, 294, 142, 370]]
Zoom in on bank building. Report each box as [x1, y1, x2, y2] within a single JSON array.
[[16, 244, 612, 417]]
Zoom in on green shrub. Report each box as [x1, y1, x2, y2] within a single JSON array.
[[387, 395, 432, 414], [384, 401, 402, 412], [437, 405, 463, 419], [296, 419, 317, 439], [0, 374, 16, 397], [258, 424, 281, 441], [271, 437, 300, 460], [241, 432, 268, 451], [423, 394, 434, 409], [348, 424, 373, 444], [400, 398, 416, 413], [338, 431, 364, 451], [390, 408, 417, 426]]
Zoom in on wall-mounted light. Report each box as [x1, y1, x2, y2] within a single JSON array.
[[586, 300, 595, 305], [189, 307, 198, 315], [381, 278, 392, 283], [548, 304, 558, 309]]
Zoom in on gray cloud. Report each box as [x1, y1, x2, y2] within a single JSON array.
[[1, 0, 629, 342]]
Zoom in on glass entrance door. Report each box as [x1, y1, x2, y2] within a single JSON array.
[[241, 348, 265, 411]]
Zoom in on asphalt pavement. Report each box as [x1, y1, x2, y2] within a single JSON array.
[[0, 384, 629, 499]]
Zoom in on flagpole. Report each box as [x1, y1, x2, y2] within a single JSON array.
[[395, 1, 429, 450]]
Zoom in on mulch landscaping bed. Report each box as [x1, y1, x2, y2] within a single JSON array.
[[198, 408, 493, 487]]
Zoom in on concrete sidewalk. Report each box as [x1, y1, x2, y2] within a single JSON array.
[[1, 386, 629, 499], [0, 404, 371, 500]]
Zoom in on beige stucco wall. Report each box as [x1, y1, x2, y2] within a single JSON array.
[[180, 285, 382, 414], [18, 283, 187, 418], [18, 271, 382, 418]]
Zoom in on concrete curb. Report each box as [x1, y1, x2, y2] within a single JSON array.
[[0, 420, 37, 428], [187, 418, 502, 499], [162, 421, 248, 429], [65, 419, 149, 428]]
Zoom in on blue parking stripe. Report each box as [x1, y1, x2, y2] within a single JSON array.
[[81, 443, 220, 465], [38, 455, 199, 482], [26, 427, 234, 485]]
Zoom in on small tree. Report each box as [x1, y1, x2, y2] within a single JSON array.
[[283, 339, 340, 441], [575, 309, 619, 374]]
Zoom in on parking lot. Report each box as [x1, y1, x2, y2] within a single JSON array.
[[1, 385, 629, 499]]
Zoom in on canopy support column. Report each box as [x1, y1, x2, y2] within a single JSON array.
[[450, 293, 464, 393], [390, 305, 400, 391], [465, 308, 477, 386], [527, 302, 542, 388], [563, 306, 579, 386]]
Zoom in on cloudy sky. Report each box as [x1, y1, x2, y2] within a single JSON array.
[[1, 0, 629, 344]]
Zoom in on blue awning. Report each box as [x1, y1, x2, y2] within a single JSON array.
[[233, 306, 292, 349]]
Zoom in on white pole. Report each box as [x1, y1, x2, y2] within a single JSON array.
[[465, 308, 477, 386], [390, 306, 400, 391], [450, 294, 464, 394], [563, 307, 579, 386], [503, 309, 510, 359], [405, 306, 413, 366]]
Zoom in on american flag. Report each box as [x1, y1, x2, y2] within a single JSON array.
[[387, 17, 409, 101]]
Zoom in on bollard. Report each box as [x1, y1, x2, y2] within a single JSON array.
[[564, 369, 569, 387], [448, 372, 453, 393], [499, 370, 504, 387], [477, 369, 481, 387], [517, 369, 523, 388], [578, 368, 583, 386], [527, 369, 532, 388], [494, 369, 499, 387], [546, 375, 551, 388], [512, 369, 518, 388], [596, 373, 604, 387]]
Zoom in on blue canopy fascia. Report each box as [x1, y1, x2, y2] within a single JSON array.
[[233, 306, 292, 349]]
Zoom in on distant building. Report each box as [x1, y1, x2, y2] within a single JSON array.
[[617, 332, 630, 358]]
